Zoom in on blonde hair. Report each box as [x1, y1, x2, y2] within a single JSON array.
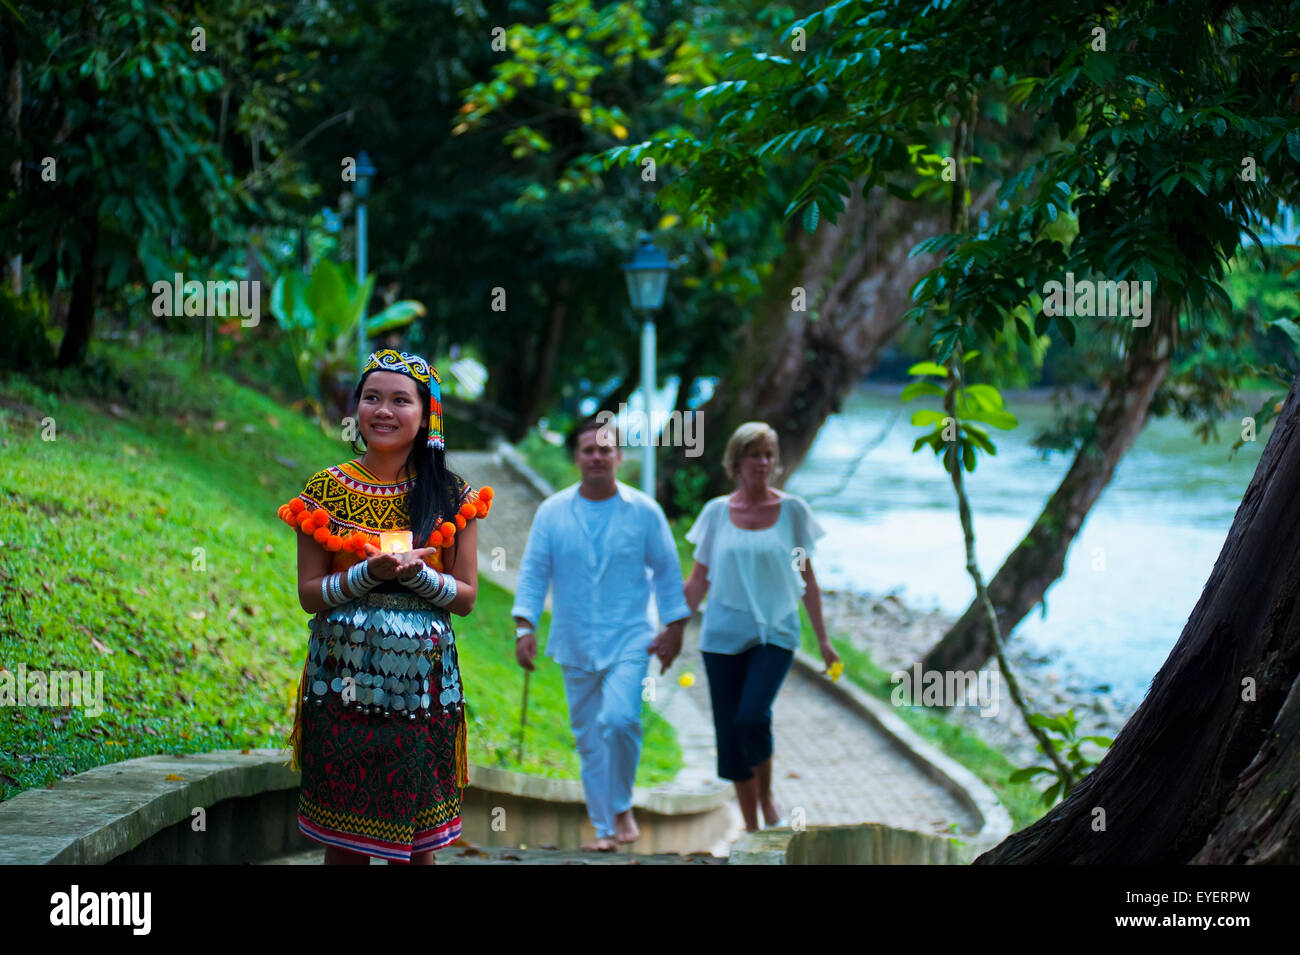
[[723, 421, 782, 481]]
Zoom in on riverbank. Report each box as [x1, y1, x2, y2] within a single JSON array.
[[817, 588, 1138, 770]]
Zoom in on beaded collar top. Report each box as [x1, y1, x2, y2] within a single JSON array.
[[298, 460, 473, 535]]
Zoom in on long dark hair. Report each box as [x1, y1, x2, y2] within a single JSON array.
[[349, 371, 462, 560]]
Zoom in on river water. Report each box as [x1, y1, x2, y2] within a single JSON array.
[[785, 383, 1268, 708]]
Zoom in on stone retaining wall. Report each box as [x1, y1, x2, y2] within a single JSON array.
[[0, 750, 731, 865], [730, 823, 969, 865]]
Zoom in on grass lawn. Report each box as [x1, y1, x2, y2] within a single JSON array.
[[0, 335, 678, 803]]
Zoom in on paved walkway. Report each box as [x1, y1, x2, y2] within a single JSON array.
[[265, 845, 726, 865], [452, 447, 981, 843]]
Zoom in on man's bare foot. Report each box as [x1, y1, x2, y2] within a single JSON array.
[[580, 836, 618, 851], [614, 809, 640, 844], [760, 795, 781, 827]]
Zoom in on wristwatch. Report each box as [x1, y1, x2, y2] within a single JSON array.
[[515, 627, 535, 642]]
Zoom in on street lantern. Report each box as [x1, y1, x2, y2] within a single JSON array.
[[622, 237, 671, 311], [621, 237, 674, 499], [354, 150, 376, 373], [354, 150, 375, 199]]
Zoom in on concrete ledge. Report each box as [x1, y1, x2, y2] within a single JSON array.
[[0, 750, 303, 865], [791, 649, 1012, 857], [462, 764, 730, 854], [729, 823, 967, 865], [492, 439, 557, 499], [0, 750, 731, 864]]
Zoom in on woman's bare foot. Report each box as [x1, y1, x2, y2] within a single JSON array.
[[580, 836, 619, 851], [760, 794, 781, 827], [614, 809, 640, 844]]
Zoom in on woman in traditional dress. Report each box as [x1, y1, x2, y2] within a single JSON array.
[[683, 422, 839, 833], [278, 349, 494, 865]]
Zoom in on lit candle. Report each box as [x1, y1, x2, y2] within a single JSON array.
[[380, 530, 412, 554]]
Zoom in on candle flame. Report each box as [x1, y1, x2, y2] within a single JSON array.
[[380, 531, 413, 554]]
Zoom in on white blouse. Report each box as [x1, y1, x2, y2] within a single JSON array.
[[684, 493, 827, 655]]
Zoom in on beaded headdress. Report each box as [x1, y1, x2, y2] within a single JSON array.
[[360, 349, 444, 450]]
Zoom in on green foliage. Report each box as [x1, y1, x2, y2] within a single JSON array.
[[514, 429, 565, 485], [1008, 709, 1113, 807], [1029, 401, 1097, 457], [269, 259, 425, 427], [602, 0, 1299, 387], [10, 4, 287, 279], [0, 284, 55, 372], [669, 461, 711, 516], [13, 3, 235, 288], [1213, 245, 1300, 453], [429, 0, 794, 434], [3, 0, 329, 369], [902, 352, 1018, 473]]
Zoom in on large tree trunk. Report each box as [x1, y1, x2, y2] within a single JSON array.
[[921, 299, 1178, 675], [511, 274, 571, 441], [55, 216, 98, 369], [665, 181, 999, 503], [979, 365, 1300, 864], [6, 56, 20, 294]]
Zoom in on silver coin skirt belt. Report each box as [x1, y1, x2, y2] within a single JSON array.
[[303, 589, 463, 721]]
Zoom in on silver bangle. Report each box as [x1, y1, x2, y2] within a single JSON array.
[[321, 572, 345, 608], [406, 564, 457, 607], [402, 563, 433, 594], [404, 564, 436, 598], [429, 570, 450, 604], [346, 560, 379, 596], [440, 573, 458, 607], [429, 568, 457, 607]]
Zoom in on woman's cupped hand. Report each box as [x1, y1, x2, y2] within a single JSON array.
[[362, 543, 440, 580]]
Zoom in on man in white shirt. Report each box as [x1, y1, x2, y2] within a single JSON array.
[[511, 417, 690, 850]]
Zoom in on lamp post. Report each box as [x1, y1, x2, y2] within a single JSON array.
[[621, 236, 673, 499], [354, 150, 376, 373]]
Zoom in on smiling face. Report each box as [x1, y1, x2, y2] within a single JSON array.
[[358, 371, 425, 449]]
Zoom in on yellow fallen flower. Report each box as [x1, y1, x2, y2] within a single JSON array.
[[678, 672, 695, 688], [827, 661, 844, 683]]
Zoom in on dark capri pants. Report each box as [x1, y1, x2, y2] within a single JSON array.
[[701, 643, 794, 782]]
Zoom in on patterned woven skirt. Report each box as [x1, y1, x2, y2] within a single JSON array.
[[291, 590, 468, 861]]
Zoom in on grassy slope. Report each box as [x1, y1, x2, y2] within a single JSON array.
[[0, 338, 678, 802], [519, 435, 1049, 831]]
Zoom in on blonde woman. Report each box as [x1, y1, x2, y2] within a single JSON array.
[[684, 422, 840, 832]]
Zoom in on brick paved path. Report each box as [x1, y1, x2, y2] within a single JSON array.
[[450, 449, 981, 841]]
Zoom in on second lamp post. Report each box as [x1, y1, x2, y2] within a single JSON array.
[[621, 237, 673, 500]]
